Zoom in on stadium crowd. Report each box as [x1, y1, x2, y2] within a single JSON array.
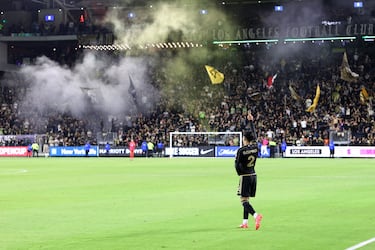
[[0, 42, 374, 150]]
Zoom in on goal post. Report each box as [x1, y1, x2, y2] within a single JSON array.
[[169, 131, 243, 158]]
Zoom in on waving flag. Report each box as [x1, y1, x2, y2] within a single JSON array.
[[128, 75, 138, 107], [360, 86, 369, 104], [288, 85, 302, 101], [267, 73, 277, 89], [340, 52, 359, 83], [128, 75, 136, 98], [205, 65, 224, 84], [306, 85, 320, 112], [332, 91, 340, 103], [248, 91, 262, 101]]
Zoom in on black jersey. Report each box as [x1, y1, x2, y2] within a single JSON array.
[[235, 143, 258, 176]]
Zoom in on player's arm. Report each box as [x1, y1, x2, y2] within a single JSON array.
[[246, 111, 257, 140], [234, 150, 243, 175]]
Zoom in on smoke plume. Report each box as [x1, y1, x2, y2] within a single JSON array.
[[103, 1, 236, 114], [16, 52, 158, 130], [10, 0, 237, 133]]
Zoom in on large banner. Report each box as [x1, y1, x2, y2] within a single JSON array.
[[212, 23, 374, 41], [49, 146, 99, 157], [0, 146, 28, 157], [334, 146, 375, 158], [98, 146, 146, 157], [285, 146, 375, 158], [216, 146, 239, 157], [166, 146, 215, 157], [285, 146, 330, 158], [3, 145, 373, 158]]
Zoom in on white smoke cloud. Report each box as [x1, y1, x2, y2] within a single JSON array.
[[17, 52, 159, 127]]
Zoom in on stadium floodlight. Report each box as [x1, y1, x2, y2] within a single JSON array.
[[354, 1, 363, 8], [274, 5, 283, 12]]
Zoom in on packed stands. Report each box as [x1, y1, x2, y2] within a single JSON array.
[[0, 1, 374, 151]]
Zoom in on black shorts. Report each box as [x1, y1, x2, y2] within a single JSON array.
[[237, 175, 257, 197]]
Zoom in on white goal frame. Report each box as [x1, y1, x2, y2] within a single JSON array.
[[169, 131, 243, 158]]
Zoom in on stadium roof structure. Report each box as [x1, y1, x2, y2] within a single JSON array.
[[0, 0, 364, 14], [0, 0, 329, 10]]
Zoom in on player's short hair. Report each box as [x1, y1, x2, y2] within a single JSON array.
[[243, 131, 255, 142]]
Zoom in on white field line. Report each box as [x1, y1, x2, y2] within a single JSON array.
[[346, 237, 375, 250], [0, 169, 28, 175]]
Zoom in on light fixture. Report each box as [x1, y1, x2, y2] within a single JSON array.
[[354, 1, 363, 8], [274, 5, 283, 12]]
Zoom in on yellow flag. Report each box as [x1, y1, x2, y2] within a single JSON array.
[[332, 92, 340, 103], [205, 65, 224, 84], [360, 86, 369, 104], [306, 85, 320, 112]]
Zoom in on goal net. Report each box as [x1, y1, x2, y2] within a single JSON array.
[[168, 131, 242, 158]]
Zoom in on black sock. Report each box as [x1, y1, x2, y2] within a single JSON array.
[[243, 207, 249, 219], [242, 201, 255, 217]]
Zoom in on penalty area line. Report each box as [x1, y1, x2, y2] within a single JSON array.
[[346, 237, 375, 250]]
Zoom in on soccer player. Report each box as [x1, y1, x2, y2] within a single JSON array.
[[129, 139, 136, 159], [235, 111, 263, 230]]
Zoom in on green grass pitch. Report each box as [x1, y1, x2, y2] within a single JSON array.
[[0, 157, 374, 250]]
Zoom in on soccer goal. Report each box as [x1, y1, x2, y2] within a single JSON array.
[[168, 131, 243, 158]]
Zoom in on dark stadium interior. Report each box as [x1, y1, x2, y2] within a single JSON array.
[[0, 0, 374, 153]]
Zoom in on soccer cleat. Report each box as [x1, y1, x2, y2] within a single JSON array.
[[239, 223, 248, 228], [255, 214, 263, 230]]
